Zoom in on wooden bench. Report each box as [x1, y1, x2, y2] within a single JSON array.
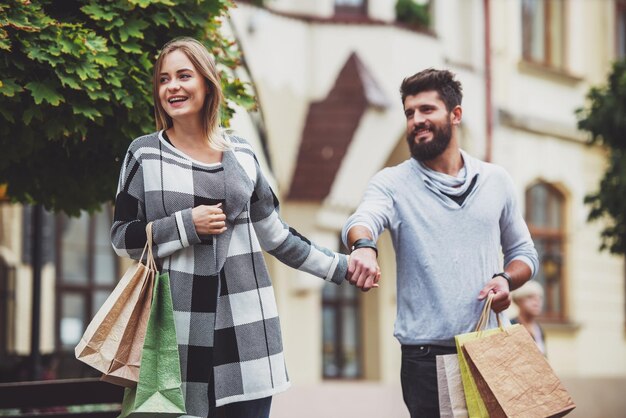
[[0, 378, 124, 418]]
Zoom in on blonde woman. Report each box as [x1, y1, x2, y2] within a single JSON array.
[[511, 281, 546, 355], [111, 37, 351, 418]]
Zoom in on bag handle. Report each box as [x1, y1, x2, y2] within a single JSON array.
[[474, 292, 503, 332], [138, 222, 157, 272]]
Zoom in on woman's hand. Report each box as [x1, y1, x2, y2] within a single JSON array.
[[192, 203, 227, 235]]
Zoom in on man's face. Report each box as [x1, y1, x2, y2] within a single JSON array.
[[403, 91, 455, 162]]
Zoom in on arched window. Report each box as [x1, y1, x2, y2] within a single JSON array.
[[525, 182, 566, 321]]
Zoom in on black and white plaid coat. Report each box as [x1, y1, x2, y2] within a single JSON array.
[[111, 131, 348, 417]]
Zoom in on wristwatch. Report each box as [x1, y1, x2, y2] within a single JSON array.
[[492, 272, 512, 289], [350, 238, 378, 257]]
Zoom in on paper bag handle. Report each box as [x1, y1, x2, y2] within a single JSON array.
[[474, 292, 503, 332], [138, 222, 157, 272]]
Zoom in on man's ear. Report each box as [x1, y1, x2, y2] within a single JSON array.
[[451, 105, 463, 125]]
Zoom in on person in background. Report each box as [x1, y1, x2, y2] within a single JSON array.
[[511, 280, 546, 355]]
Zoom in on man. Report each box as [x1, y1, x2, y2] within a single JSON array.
[[342, 69, 538, 418]]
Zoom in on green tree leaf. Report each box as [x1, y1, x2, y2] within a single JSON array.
[[25, 81, 64, 106]]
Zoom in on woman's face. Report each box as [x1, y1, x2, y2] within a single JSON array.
[[158, 49, 208, 123], [517, 294, 543, 318]]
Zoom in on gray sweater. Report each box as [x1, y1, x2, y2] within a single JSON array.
[[342, 153, 538, 346]]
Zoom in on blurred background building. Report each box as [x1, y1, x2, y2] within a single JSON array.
[[1, 1, 625, 417]]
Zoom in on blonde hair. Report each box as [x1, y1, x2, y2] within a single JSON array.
[[153, 37, 231, 150], [512, 280, 544, 301]]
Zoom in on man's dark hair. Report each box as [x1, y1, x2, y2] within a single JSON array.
[[400, 68, 463, 112]]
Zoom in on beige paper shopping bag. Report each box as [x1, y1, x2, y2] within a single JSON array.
[[75, 223, 156, 387], [463, 323, 576, 417]]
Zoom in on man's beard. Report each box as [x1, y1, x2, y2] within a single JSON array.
[[407, 120, 453, 162]]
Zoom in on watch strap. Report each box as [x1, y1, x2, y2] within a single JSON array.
[[350, 238, 378, 256], [492, 272, 512, 289]]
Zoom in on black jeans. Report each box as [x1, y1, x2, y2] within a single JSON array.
[[400, 344, 457, 418], [215, 396, 272, 418]]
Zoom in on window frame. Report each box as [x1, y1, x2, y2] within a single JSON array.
[[525, 182, 568, 322], [521, 0, 567, 71], [321, 237, 363, 380], [334, 0, 368, 17], [54, 207, 119, 352]]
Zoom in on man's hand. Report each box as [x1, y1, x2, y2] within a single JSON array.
[[192, 203, 227, 235], [478, 276, 511, 313], [346, 248, 380, 291]]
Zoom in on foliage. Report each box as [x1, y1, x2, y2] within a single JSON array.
[[395, 0, 430, 29], [577, 60, 626, 255], [0, 0, 255, 215]]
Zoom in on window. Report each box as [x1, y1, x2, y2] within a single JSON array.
[[617, 1, 626, 59], [522, 0, 566, 69], [525, 183, 566, 321], [322, 281, 362, 378], [321, 237, 362, 379], [335, 0, 367, 16], [55, 207, 118, 352]]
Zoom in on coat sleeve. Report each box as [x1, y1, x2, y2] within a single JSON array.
[[110, 144, 201, 261], [248, 155, 348, 285]]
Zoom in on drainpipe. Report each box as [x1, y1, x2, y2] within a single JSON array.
[[484, 0, 493, 162]]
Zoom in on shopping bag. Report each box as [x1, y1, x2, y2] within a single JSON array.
[[437, 355, 454, 418], [463, 323, 576, 417], [119, 271, 186, 417], [436, 354, 468, 418], [102, 224, 157, 387], [454, 293, 503, 418], [75, 223, 157, 386]]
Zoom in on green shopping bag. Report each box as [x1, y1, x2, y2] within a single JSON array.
[[454, 293, 502, 418], [119, 272, 186, 417]]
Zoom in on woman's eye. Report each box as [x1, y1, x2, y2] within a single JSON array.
[[180, 74, 191, 80], [160, 77, 168, 83]]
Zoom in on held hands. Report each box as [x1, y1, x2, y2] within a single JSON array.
[[478, 275, 511, 313], [192, 203, 227, 235], [346, 248, 381, 292]]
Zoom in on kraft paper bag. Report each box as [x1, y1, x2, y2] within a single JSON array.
[[437, 354, 468, 418], [101, 270, 155, 387], [119, 271, 186, 417], [454, 294, 503, 418], [76, 223, 157, 387], [463, 324, 576, 417]]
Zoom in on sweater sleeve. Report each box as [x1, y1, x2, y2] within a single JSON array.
[[248, 155, 348, 285], [110, 145, 200, 261], [499, 170, 539, 277], [341, 170, 394, 248]]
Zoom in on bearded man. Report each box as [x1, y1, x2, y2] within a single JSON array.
[[341, 68, 538, 418]]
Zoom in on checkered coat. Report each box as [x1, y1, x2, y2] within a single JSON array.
[[111, 131, 348, 417]]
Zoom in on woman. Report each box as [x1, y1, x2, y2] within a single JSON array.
[[111, 37, 350, 418], [511, 281, 546, 355]]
